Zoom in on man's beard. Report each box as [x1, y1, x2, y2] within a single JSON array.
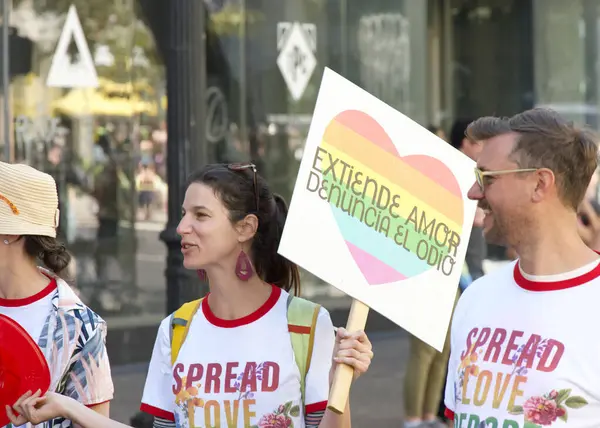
[[479, 201, 509, 246], [483, 214, 507, 246]]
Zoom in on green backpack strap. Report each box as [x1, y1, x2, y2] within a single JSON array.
[[170, 298, 204, 365], [286, 294, 321, 405]]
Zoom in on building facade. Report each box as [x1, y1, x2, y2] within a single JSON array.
[[0, 0, 598, 356]]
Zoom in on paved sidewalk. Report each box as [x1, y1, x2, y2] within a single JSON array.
[[110, 331, 430, 427]]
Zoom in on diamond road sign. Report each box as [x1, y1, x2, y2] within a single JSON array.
[[277, 22, 317, 101]]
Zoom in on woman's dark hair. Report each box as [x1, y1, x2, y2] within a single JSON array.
[[187, 163, 301, 296], [23, 235, 72, 275], [449, 118, 475, 150]]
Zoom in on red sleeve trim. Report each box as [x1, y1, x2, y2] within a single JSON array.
[[305, 400, 328, 414], [140, 403, 175, 421], [85, 400, 111, 408], [444, 407, 455, 420]]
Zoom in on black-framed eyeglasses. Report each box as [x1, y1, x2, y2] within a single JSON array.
[[228, 162, 259, 213]]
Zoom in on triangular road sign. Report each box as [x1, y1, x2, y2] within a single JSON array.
[[46, 5, 99, 88]]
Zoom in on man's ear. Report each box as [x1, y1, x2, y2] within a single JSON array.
[[532, 168, 555, 203], [236, 214, 259, 243]]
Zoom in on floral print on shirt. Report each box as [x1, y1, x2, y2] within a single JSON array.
[[509, 388, 589, 427], [254, 401, 300, 428], [7, 268, 114, 428]]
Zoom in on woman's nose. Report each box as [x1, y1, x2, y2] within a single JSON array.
[[176, 217, 190, 236]]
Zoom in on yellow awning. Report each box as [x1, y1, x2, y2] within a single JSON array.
[[97, 77, 155, 96], [52, 88, 158, 117], [51, 88, 110, 116]]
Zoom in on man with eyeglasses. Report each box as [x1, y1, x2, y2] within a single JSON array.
[[443, 108, 600, 427]]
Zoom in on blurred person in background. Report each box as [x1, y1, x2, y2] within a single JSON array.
[[135, 160, 159, 221], [93, 134, 120, 241], [436, 120, 488, 426], [404, 121, 486, 427], [577, 177, 600, 251], [448, 119, 487, 280], [402, 124, 469, 428], [428, 124, 447, 141]]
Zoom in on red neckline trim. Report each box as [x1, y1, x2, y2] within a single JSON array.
[[0, 277, 57, 307], [514, 259, 600, 292], [202, 284, 282, 328]]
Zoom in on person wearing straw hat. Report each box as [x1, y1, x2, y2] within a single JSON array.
[[0, 161, 113, 427]]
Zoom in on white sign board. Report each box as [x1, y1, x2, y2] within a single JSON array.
[[277, 22, 317, 101], [279, 68, 478, 351], [46, 4, 99, 88]]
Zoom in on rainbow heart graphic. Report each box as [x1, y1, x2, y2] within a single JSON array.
[[317, 109, 464, 285]]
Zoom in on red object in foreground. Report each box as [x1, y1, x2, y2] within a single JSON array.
[[0, 314, 50, 426]]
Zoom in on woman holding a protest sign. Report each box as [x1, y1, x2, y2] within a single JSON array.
[[9, 162, 373, 428]]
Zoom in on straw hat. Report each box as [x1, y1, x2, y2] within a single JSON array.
[[0, 161, 59, 238]]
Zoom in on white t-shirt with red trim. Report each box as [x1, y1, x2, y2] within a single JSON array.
[[444, 259, 600, 427], [141, 285, 334, 428], [0, 278, 57, 343], [0, 279, 57, 428]]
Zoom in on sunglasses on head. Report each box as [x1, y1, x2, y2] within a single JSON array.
[[227, 162, 259, 213]]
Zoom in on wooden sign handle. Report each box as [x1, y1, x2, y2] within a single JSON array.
[[327, 299, 370, 414]]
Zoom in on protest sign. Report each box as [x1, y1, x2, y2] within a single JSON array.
[[279, 67, 478, 413]]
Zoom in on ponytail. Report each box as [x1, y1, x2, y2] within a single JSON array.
[[256, 193, 301, 296]]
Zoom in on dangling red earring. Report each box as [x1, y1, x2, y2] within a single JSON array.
[[235, 250, 254, 281], [197, 269, 207, 281]]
